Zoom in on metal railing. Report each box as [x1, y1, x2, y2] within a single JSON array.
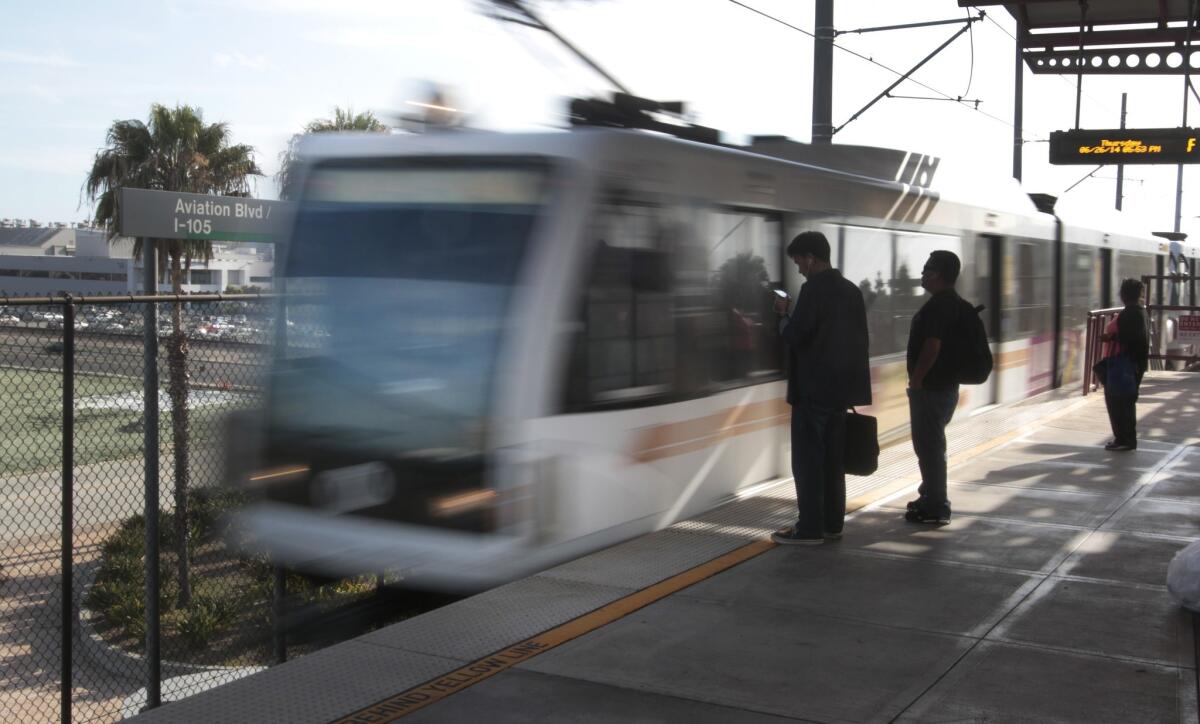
[[1, 293, 277, 723], [0, 290, 454, 723], [1082, 306, 1123, 395], [1083, 273, 1200, 395]]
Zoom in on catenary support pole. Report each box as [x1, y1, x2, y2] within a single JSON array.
[[1116, 93, 1126, 210], [142, 240, 161, 710], [1175, 0, 1194, 234], [1074, 1, 1087, 129], [1014, 13, 1025, 181], [812, 0, 834, 144]]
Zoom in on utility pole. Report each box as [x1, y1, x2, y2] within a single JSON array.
[[1013, 13, 1025, 181], [1116, 92, 1126, 210], [1175, 0, 1195, 233], [812, 0, 834, 144]]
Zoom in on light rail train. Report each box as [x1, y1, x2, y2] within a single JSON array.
[[229, 108, 1198, 591]]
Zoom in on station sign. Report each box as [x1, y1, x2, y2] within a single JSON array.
[[1049, 127, 1200, 165], [118, 188, 291, 242]]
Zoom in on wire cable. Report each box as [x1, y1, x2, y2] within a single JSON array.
[[963, 7, 975, 98], [973, 5, 1117, 116], [727, 0, 1014, 129]]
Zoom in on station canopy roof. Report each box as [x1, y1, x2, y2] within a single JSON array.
[[960, 0, 1200, 74]]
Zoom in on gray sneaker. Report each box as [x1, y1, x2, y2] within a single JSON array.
[[904, 506, 951, 525], [771, 526, 825, 545]]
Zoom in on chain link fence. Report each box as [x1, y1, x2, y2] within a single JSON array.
[[0, 294, 288, 723]]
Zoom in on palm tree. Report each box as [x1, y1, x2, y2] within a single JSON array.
[[276, 107, 388, 200], [84, 103, 262, 606]]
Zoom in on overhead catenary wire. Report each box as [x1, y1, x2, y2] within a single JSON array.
[[973, 5, 1118, 116], [726, 0, 1015, 129], [963, 7, 975, 99]]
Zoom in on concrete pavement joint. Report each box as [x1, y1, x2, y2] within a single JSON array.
[[1046, 570, 1172, 593], [981, 632, 1196, 672], [927, 439, 1194, 706], [1094, 444, 1191, 534], [887, 396, 1173, 722], [836, 545, 1067, 578]]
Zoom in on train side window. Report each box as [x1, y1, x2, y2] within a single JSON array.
[[840, 225, 962, 358], [841, 224, 896, 357], [1064, 243, 1099, 329], [1117, 250, 1155, 293], [702, 208, 784, 384], [1005, 240, 1053, 336], [562, 194, 675, 410]]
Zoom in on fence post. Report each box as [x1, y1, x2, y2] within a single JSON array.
[[273, 566, 287, 664], [1155, 265, 1165, 363], [61, 297, 74, 724], [142, 242, 162, 710], [1082, 314, 1092, 396], [271, 277, 288, 665]]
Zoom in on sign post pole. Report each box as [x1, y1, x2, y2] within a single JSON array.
[[142, 239, 161, 711]]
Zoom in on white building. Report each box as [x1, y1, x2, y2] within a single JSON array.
[[0, 226, 274, 296], [167, 241, 275, 293]]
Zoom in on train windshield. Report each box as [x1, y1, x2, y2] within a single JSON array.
[[269, 163, 547, 461]]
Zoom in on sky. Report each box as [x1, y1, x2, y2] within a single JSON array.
[[1, 0, 1197, 238]]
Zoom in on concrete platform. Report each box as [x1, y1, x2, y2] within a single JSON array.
[[130, 373, 1200, 723]]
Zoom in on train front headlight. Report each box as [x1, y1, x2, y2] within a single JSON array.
[[429, 489, 497, 518], [246, 464, 310, 488]]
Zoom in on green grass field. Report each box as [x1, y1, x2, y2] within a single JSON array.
[[0, 367, 240, 477]]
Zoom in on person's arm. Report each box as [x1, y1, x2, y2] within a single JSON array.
[[909, 297, 951, 389], [775, 293, 790, 334], [780, 284, 817, 348], [909, 339, 942, 390]]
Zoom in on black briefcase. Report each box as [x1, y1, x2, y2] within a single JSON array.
[[843, 409, 879, 476]]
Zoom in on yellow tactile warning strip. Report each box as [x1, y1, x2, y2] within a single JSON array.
[[330, 540, 775, 723], [331, 393, 1093, 723]]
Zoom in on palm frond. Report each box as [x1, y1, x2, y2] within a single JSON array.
[[83, 103, 263, 255]]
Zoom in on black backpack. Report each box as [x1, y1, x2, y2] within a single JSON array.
[[953, 299, 993, 385]]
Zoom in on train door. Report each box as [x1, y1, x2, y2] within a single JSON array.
[[1190, 252, 1197, 306], [701, 206, 787, 495], [1051, 222, 1064, 388], [1100, 247, 1113, 307], [1059, 242, 1100, 388], [1154, 253, 1166, 363]]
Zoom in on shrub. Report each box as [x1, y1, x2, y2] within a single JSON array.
[[166, 592, 234, 650]]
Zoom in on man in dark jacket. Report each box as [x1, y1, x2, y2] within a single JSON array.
[[1100, 278, 1150, 451], [772, 231, 871, 545]]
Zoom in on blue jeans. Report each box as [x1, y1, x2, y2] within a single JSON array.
[[908, 387, 959, 510], [790, 402, 847, 537]]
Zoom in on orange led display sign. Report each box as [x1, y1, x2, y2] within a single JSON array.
[[1050, 127, 1200, 165]]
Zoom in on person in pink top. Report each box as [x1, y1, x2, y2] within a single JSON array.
[[1101, 317, 1122, 360], [1098, 279, 1150, 451]]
